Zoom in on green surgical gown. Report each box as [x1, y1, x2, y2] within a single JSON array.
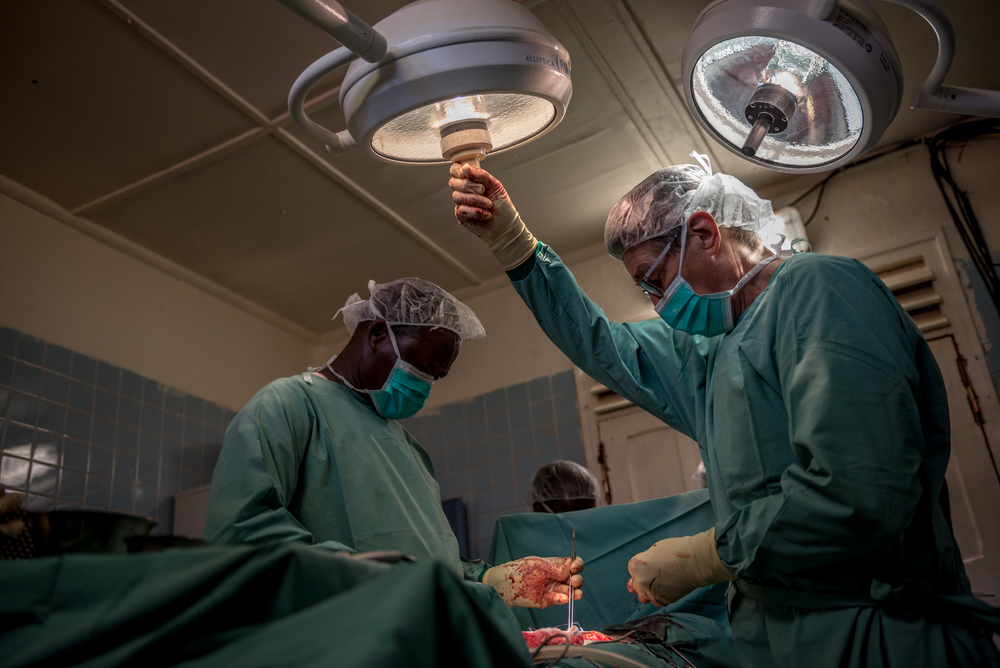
[[204, 372, 473, 581], [507, 243, 1000, 667]]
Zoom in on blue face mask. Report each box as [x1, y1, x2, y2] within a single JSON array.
[[311, 324, 434, 420], [643, 225, 775, 338]]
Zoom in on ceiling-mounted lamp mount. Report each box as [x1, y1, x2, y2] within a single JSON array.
[[278, 0, 573, 168], [682, 0, 1000, 174]]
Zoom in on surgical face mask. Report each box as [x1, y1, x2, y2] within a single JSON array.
[[643, 224, 775, 337], [310, 324, 434, 420]]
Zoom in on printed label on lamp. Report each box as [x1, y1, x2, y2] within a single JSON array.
[[831, 8, 871, 49], [526, 54, 571, 75]]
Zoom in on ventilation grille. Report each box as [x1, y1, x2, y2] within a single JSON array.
[[590, 382, 633, 415], [873, 255, 950, 333]]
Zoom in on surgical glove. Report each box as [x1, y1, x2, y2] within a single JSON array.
[[483, 555, 585, 609], [0, 485, 26, 539], [449, 163, 538, 270], [626, 528, 734, 606]]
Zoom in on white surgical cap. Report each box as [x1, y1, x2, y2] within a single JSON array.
[[528, 461, 600, 504], [336, 278, 486, 341], [604, 152, 777, 260]]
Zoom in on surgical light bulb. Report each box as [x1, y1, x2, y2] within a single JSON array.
[[689, 35, 863, 169]]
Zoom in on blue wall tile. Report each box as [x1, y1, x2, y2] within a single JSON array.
[[8, 392, 38, 425], [32, 432, 61, 465], [552, 371, 575, 397], [0, 388, 7, 420], [85, 475, 111, 509], [0, 455, 31, 489], [44, 345, 72, 376], [13, 362, 42, 395], [468, 443, 488, 467], [0, 328, 17, 357], [71, 354, 96, 384], [29, 462, 59, 496], [111, 483, 134, 513], [15, 336, 45, 366], [40, 372, 68, 404], [0, 356, 13, 388], [59, 468, 85, 501], [91, 417, 115, 449], [62, 439, 88, 472], [121, 370, 143, 400], [97, 362, 121, 393], [143, 379, 164, 407], [37, 400, 65, 434], [68, 382, 93, 412], [90, 446, 114, 478]]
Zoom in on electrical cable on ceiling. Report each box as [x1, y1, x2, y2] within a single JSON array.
[[926, 119, 1000, 315], [782, 120, 1000, 314]]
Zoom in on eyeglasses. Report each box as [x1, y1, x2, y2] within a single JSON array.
[[637, 241, 674, 299]]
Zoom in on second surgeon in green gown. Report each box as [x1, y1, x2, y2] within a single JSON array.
[[449, 156, 1000, 667], [205, 277, 584, 610]]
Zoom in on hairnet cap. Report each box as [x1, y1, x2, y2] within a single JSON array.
[[604, 153, 776, 260], [336, 278, 486, 341], [528, 461, 600, 504]]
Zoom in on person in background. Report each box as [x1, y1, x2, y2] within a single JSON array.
[[449, 157, 1000, 667], [528, 460, 600, 514], [204, 278, 583, 610]]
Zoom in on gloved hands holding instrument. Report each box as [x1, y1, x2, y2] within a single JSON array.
[[626, 528, 735, 606], [449, 163, 538, 270], [483, 556, 585, 609]]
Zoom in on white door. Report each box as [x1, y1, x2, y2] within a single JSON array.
[[927, 336, 1000, 606], [596, 406, 702, 505]]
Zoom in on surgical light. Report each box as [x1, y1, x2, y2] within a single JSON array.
[[682, 0, 1000, 174], [279, 0, 572, 168]]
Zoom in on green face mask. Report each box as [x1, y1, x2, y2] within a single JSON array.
[[318, 323, 434, 420]]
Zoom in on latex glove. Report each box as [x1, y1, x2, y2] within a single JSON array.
[[483, 556, 585, 609], [0, 485, 26, 539], [626, 528, 734, 606], [449, 163, 538, 270]]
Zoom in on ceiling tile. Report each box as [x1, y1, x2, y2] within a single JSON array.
[[118, 0, 412, 119], [0, 0, 256, 209], [88, 137, 472, 333]]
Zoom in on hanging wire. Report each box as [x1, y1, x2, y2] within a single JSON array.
[[925, 119, 1000, 314]]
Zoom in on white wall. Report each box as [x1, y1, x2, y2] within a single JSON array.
[[0, 192, 313, 411]]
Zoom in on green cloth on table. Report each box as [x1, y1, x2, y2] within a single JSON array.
[[490, 491, 739, 667], [508, 243, 1000, 667], [0, 542, 530, 668], [204, 372, 469, 580]]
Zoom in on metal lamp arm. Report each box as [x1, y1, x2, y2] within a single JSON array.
[[277, 0, 387, 63], [287, 46, 361, 154], [881, 0, 1000, 118]]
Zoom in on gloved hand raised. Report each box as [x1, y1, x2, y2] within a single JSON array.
[[626, 528, 735, 606], [483, 555, 585, 608], [449, 163, 538, 270]]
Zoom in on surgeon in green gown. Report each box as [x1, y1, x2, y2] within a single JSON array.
[[205, 277, 584, 610], [449, 157, 1000, 667]]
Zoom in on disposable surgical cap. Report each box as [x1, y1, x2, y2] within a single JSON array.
[[528, 461, 600, 504], [604, 152, 777, 260], [336, 278, 486, 341]]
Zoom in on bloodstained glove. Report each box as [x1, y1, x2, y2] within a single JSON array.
[[626, 528, 735, 606], [449, 163, 538, 270], [483, 556, 585, 608]]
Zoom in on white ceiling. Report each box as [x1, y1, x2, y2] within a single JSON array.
[[2, 0, 997, 336]]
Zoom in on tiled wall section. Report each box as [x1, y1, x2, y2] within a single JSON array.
[[0, 327, 236, 535], [401, 370, 585, 561]]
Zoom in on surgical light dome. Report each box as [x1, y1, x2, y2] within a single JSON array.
[[683, 0, 902, 173], [279, 0, 572, 167], [683, 0, 1000, 174]]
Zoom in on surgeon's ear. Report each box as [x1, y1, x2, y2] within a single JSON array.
[[687, 212, 722, 256], [367, 320, 389, 352]]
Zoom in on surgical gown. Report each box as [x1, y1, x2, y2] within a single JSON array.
[[204, 372, 473, 581], [507, 243, 1000, 667]]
